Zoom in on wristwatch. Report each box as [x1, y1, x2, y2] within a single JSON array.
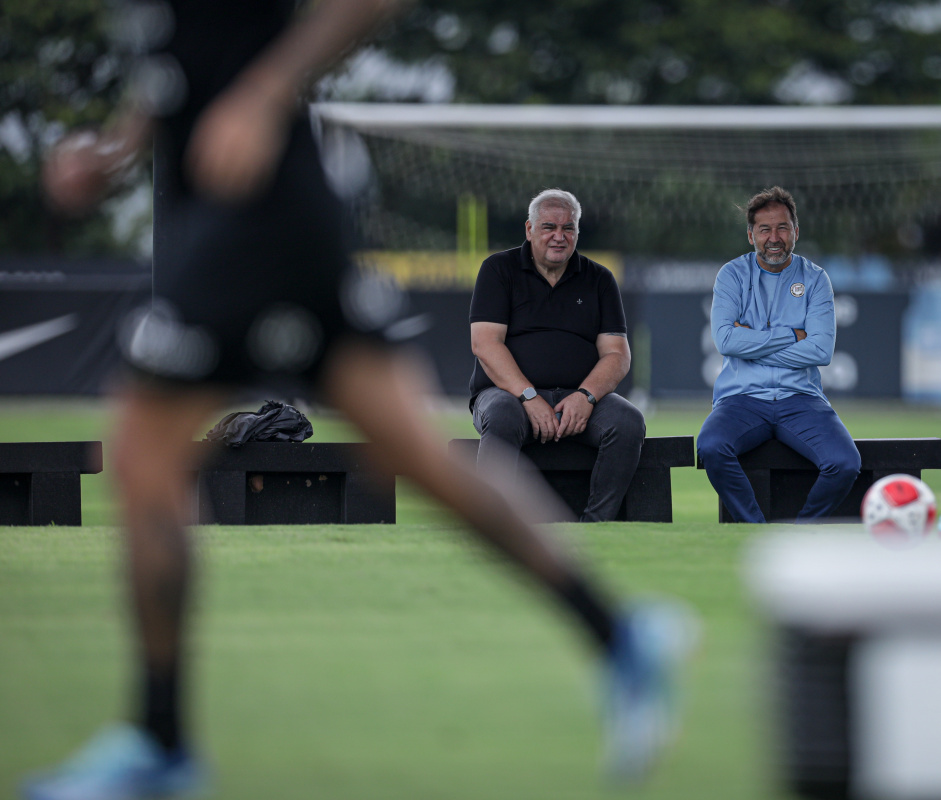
[[519, 387, 537, 403], [577, 388, 597, 405]]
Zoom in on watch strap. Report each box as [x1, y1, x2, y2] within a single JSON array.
[[577, 388, 597, 405]]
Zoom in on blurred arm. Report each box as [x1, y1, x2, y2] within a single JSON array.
[[185, 0, 409, 201], [42, 107, 152, 215], [44, 0, 411, 211]]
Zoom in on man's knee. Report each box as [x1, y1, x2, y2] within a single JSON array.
[[697, 419, 731, 462], [822, 443, 862, 482], [616, 399, 646, 435], [596, 395, 645, 442], [475, 389, 527, 441]]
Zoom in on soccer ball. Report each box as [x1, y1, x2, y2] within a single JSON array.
[[861, 474, 938, 548]]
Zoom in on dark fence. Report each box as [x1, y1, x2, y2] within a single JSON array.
[[0, 257, 925, 400], [0, 258, 150, 395]]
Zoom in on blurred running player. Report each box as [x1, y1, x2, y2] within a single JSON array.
[[28, 3, 697, 797]]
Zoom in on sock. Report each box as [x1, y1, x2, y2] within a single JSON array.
[[140, 666, 182, 752], [552, 573, 617, 651]]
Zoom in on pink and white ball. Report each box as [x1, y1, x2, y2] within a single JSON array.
[[861, 474, 938, 548]]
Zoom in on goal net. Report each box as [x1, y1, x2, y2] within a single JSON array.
[[313, 103, 941, 281]]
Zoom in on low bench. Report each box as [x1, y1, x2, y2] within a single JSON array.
[[190, 441, 395, 525], [0, 442, 103, 526], [448, 436, 695, 522], [696, 437, 941, 523]]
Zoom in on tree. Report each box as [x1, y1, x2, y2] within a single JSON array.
[[4, 0, 940, 255], [0, 0, 126, 254], [362, 0, 941, 105]]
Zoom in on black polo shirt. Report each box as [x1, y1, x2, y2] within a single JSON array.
[[468, 241, 627, 403]]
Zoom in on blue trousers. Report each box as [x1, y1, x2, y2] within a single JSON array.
[[472, 387, 646, 522], [697, 394, 861, 523]]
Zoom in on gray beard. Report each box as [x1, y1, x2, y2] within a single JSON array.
[[758, 246, 792, 266]]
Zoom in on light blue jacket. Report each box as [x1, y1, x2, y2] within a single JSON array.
[[711, 252, 835, 407]]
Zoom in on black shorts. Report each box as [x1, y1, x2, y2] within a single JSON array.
[[119, 117, 404, 394]]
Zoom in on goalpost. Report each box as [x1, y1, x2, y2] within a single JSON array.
[[312, 102, 941, 279]]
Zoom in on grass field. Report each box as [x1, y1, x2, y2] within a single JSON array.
[[1, 396, 938, 799]]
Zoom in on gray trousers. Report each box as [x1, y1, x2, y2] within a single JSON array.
[[472, 386, 646, 522]]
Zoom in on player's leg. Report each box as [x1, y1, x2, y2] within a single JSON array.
[[322, 339, 699, 779], [22, 382, 224, 800], [697, 396, 774, 523], [111, 383, 226, 748], [775, 395, 861, 520], [324, 341, 601, 618], [569, 391, 646, 522]]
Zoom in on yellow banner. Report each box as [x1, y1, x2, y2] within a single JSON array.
[[356, 251, 622, 290]]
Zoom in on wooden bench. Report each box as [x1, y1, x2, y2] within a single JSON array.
[[0, 442, 103, 526], [696, 437, 941, 522], [448, 436, 695, 522], [190, 441, 395, 525]]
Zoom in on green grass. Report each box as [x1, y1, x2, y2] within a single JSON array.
[[0, 396, 937, 527], [2, 522, 783, 800], [0, 397, 939, 799]]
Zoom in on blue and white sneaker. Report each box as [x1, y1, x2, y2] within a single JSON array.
[[602, 600, 700, 782], [21, 723, 208, 800]]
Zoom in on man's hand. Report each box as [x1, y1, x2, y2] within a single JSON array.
[[733, 321, 750, 328], [523, 395, 560, 443], [43, 131, 114, 215], [43, 111, 150, 215], [553, 391, 593, 441]]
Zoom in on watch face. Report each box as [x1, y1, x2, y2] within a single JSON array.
[[521, 387, 537, 401]]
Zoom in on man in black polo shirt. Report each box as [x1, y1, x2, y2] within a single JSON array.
[[469, 189, 646, 522]]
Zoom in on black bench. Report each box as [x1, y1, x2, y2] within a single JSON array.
[[190, 441, 395, 525], [448, 436, 695, 522], [696, 438, 941, 522], [0, 442, 103, 526]]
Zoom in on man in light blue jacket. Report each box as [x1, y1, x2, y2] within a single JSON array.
[[698, 186, 860, 523]]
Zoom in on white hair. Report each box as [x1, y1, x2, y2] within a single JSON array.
[[528, 189, 582, 230]]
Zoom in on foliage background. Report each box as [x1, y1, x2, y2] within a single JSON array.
[[374, 0, 941, 106], [2, 0, 940, 256]]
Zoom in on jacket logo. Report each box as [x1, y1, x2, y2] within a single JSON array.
[[790, 283, 805, 297]]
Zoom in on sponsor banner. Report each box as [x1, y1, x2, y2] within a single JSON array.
[[902, 284, 941, 403], [404, 290, 476, 397], [358, 250, 622, 290], [0, 255, 916, 400], [646, 290, 910, 399], [0, 262, 150, 395]]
